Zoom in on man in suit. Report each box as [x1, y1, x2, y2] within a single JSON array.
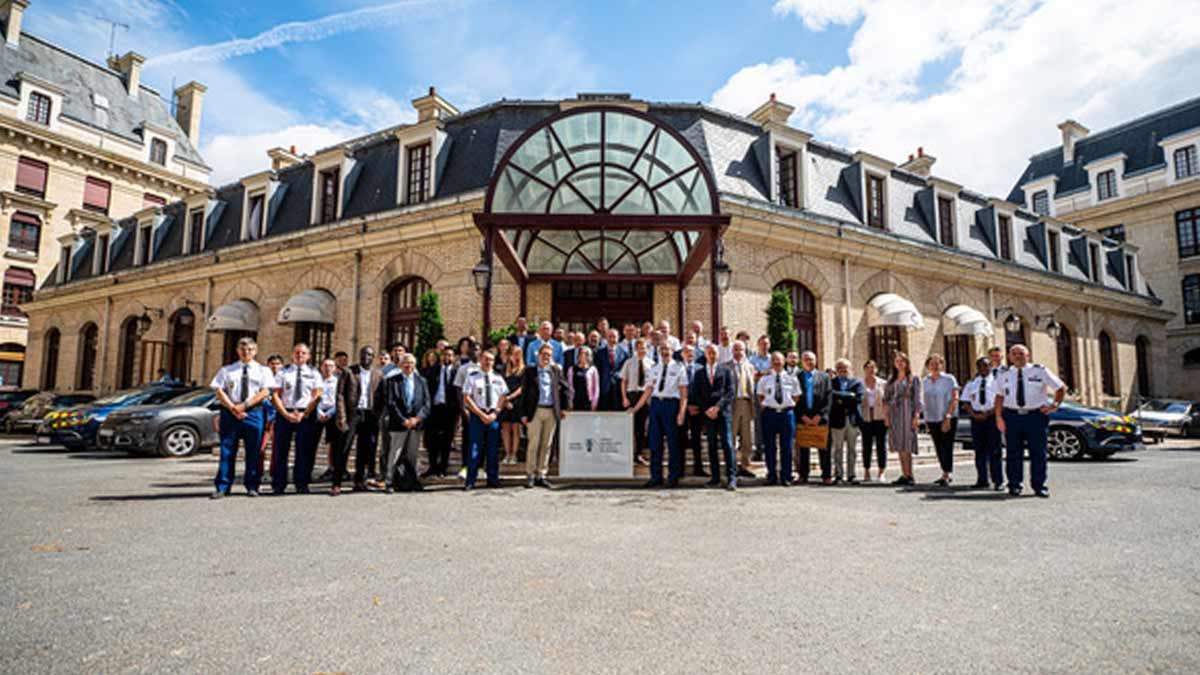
[[506, 316, 535, 356], [420, 347, 459, 478], [691, 343, 737, 490], [375, 353, 430, 493], [677, 344, 708, 478], [828, 358, 865, 485], [334, 346, 380, 494], [794, 350, 833, 484], [519, 343, 569, 488], [593, 329, 618, 412]]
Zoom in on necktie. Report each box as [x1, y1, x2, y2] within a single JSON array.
[[1016, 368, 1026, 408], [708, 367, 714, 386], [484, 374, 493, 410], [775, 372, 783, 404], [978, 379, 986, 405], [637, 360, 645, 387], [658, 363, 667, 392], [739, 364, 748, 397], [291, 367, 301, 406], [609, 349, 615, 366], [239, 364, 249, 403]]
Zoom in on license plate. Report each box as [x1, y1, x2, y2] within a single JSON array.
[[36, 435, 50, 444], [99, 429, 114, 438]]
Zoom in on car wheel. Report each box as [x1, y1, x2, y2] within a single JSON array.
[[158, 425, 199, 457], [1046, 427, 1086, 460]]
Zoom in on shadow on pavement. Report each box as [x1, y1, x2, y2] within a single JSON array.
[[91, 491, 212, 501], [921, 492, 1014, 502]]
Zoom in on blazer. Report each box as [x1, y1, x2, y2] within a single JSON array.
[[420, 363, 460, 412], [375, 370, 431, 432], [794, 368, 832, 422], [507, 331, 536, 357], [566, 365, 601, 410], [828, 376, 865, 429], [335, 364, 382, 430], [518, 363, 570, 421], [688, 361, 735, 418], [860, 377, 887, 423], [593, 344, 616, 395]]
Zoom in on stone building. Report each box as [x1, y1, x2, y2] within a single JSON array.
[[23, 90, 1169, 411], [1009, 95, 1200, 401], [0, 1, 210, 386]]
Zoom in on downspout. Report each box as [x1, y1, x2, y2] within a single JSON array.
[[350, 250, 362, 354], [201, 277, 213, 375], [1085, 304, 1095, 406], [843, 257, 852, 363], [98, 295, 112, 392]]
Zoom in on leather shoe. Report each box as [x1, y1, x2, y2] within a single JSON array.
[[693, 468, 709, 478], [764, 475, 778, 486], [525, 476, 535, 489], [1008, 487, 1022, 496], [1035, 488, 1050, 498], [384, 487, 394, 494], [993, 484, 1005, 492], [725, 483, 737, 492], [780, 479, 792, 487], [210, 490, 226, 500], [704, 479, 720, 488], [736, 467, 757, 479], [665, 479, 679, 489], [352, 481, 367, 492], [329, 486, 341, 497], [486, 481, 502, 489], [246, 489, 259, 498], [972, 481, 989, 488], [643, 479, 663, 488]]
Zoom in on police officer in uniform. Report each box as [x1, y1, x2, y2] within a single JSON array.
[[994, 344, 1064, 498], [630, 342, 688, 488], [270, 343, 323, 494], [462, 350, 508, 490], [962, 357, 1003, 490], [210, 337, 275, 498], [756, 352, 800, 486]]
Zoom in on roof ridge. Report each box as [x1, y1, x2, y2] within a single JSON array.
[[18, 31, 163, 99], [1029, 93, 1200, 158]]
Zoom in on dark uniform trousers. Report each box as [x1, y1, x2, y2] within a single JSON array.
[[271, 411, 315, 493], [677, 410, 705, 474], [971, 416, 1004, 486], [1003, 409, 1049, 491], [215, 406, 265, 493]]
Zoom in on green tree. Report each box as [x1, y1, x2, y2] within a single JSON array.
[[766, 288, 797, 353], [415, 290, 445, 357]]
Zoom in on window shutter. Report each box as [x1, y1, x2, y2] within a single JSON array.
[[84, 178, 111, 212], [4, 267, 35, 286], [15, 158, 48, 195], [143, 193, 166, 208]]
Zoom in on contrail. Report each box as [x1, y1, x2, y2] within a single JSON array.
[[147, 0, 460, 67]]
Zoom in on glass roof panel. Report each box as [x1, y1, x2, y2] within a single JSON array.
[[493, 166, 551, 213], [548, 185, 593, 214], [638, 240, 679, 274], [602, 239, 632, 270], [539, 230, 581, 251], [605, 113, 654, 167], [609, 250, 638, 274], [551, 112, 601, 168], [612, 182, 656, 214], [526, 240, 565, 274], [624, 230, 667, 253], [565, 253, 591, 273], [578, 239, 603, 269]]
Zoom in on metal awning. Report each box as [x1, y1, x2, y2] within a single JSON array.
[[206, 299, 260, 332], [867, 293, 924, 329], [942, 304, 994, 336], [277, 289, 336, 324]]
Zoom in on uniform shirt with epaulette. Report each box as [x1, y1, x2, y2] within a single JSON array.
[[464, 369, 508, 411], [645, 360, 687, 399], [756, 369, 800, 410], [961, 374, 995, 413], [210, 360, 275, 406], [995, 364, 1064, 411], [274, 363, 322, 409]]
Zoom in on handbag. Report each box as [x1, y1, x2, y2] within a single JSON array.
[[794, 423, 829, 449]]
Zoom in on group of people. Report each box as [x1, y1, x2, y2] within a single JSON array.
[[209, 315, 1065, 500]]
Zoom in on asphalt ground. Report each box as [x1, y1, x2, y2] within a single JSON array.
[[1, 437, 1198, 674]]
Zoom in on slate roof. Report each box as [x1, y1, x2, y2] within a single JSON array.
[[1007, 95, 1200, 203], [0, 31, 207, 167], [47, 98, 1151, 301]]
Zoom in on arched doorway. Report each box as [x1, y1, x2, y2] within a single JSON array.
[[168, 308, 195, 383], [1098, 331, 1116, 396], [774, 280, 817, 354], [382, 276, 430, 351], [1056, 324, 1076, 392], [0, 342, 24, 387], [118, 317, 140, 389], [41, 328, 60, 390], [1135, 335, 1151, 398], [77, 322, 99, 390]]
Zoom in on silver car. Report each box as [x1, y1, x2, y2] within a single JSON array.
[[1130, 399, 1200, 440], [97, 388, 220, 457]]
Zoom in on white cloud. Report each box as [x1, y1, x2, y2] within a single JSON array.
[[203, 123, 369, 185], [713, 0, 1200, 196]]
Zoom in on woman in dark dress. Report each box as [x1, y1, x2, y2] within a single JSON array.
[[568, 347, 599, 411], [500, 347, 525, 465]]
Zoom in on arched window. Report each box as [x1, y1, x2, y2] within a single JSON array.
[[383, 277, 430, 351], [118, 317, 140, 389], [1055, 325, 1076, 391], [0, 342, 25, 387], [1135, 335, 1151, 397], [41, 328, 60, 390], [1185, 347, 1200, 368], [77, 322, 99, 390], [773, 280, 817, 354], [168, 308, 195, 383], [1098, 331, 1116, 396]]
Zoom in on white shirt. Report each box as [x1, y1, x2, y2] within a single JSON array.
[[645, 360, 687, 399], [663, 334, 682, 351], [454, 362, 478, 389], [730, 359, 756, 399], [317, 375, 338, 418], [962, 375, 995, 413], [995, 364, 1064, 411], [357, 367, 374, 410], [756, 370, 800, 410], [433, 364, 452, 405], [716, 343, 733, 364], [618, 356, 654, 391], [210, 360, 275, 405], [273, 363, 322, 409], [464, 369, 508, 411]]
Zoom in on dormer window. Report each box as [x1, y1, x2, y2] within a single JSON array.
[[319, 168, 340, 224], [1098, 224, 1125, 242], [1125, 254, 1136, 290], [1048, 230, 1062, 272], [1176, 145, 1198, 180], [936, 196, 955, 246], [247, 192, 265, 240], [1031, 190, 1049, 216], [136, 222, 153, 265], [1096, 169, 1117, 201], [149, 138, 168, 166], [405, 143, 431, 205], [186, 208, 204, 254], [57, 243, 71, 283], [776, 148, 798, 208], [94, 232, 110, 274], [866, 173, 886, 229], [26, 92, 51, 125], [998, 214, 1012, 260], [1088, 242, 1101, 282]]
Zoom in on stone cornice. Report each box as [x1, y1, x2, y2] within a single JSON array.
[[0, 189, 56, 214]]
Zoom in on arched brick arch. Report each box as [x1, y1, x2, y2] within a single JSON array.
[[372, 249, 446, 292], [215, 278, 267, 307], [762, 255, 833, 299], [856, 269, 917, 306], [1171, 336, 1200, 357], [934, 284, 985, 313], [289, 266, 351, 298]]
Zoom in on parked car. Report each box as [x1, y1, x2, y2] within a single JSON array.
[[0, 389, 41, 423], [4, 393, 96, 434], [955, 401, 1144, 460], [1129, 399, 1200, 440], [97, 388, 220, 457], [36, 385, 188, 450]]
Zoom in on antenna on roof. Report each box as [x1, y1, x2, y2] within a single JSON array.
[[94, 15, 130, 60]]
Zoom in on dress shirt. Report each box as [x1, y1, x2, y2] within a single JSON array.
[[274, 364, 321, 409], [731, 359, 755, 399], [464, 369, 509, 411], [210, 360, 275, 405], [646, 360, 687, 399], [357, 368, 374, 409], [525, 338, 564, 366], [537, 367, 554, 406], [749, 353, 771, 373], [716, 343, 733, 364], [619, 356, 654, 392], [756, 370, 800, 410], [800, 369, 814, 410], [318, 375, 338, 418], [921, 374, 959, 422], [454, 362, 479, 389], [433, 365, 451, 405], [995, 364, 1064, 410], [962, 375, 995, 413]]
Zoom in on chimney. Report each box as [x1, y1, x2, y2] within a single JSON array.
[[1, 0, 27, 47], [173, 80, 206, 143], [748, 92, 796, 127], [1057, 119, 1089, 164], [898, 147, 936, 177], [267, 146, 303, 171], [411, 86, 458, 123], [108, 51, 145, 98]]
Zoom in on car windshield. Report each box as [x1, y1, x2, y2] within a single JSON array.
[[91, 389, 152, 406], [1139, 399, 1190, 413], [166, 389, 214, 406]]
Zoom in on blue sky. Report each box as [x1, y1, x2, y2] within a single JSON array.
[[23, 0, 1200, 194]]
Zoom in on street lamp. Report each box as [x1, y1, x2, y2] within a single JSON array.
[[471, 256, 491, 295], [1036, 314, 1062, 340], [712, 238, 732, 295], [136, 305, 164, 336], [994, 307, 1022, 334]]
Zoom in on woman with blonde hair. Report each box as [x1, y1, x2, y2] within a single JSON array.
[[499, 347, 525, 465], [883, 351, 922, 486], [568, 346, 600, 411]]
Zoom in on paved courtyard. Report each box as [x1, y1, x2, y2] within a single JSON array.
[[1, 437, 1199, 674]]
